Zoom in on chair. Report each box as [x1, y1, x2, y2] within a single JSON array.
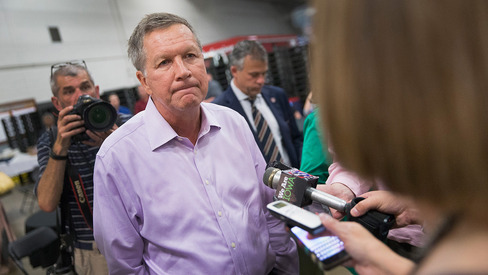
[[0, 201, 16, 272], [18, 166, 40, 214], [8, 226, 58, 274], [17, 183, 37, 214]]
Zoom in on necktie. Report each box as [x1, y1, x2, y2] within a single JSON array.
[[248, 98, 282, 164]]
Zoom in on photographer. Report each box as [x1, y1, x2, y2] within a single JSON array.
[[35, 60, 130, 274]]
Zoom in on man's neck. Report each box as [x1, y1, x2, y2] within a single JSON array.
[[165, 108, 201, 145]]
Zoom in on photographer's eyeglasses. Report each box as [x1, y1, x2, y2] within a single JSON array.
[[51, 60, 87, 78]]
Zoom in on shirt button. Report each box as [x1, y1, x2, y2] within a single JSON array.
[[231, 242, 236, 248], [177, 137, 183, 141], [205, 180, 210, 185], [218, 211, 222, 217]]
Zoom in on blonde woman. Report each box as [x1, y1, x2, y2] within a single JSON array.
[[312, 1, 488, 274]]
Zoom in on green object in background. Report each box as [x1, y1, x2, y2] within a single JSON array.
[[299, 110, 332, 184]]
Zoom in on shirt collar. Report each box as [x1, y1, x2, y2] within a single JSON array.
[[231, 79, 263, 102], [199, 103, 222, 137], [143, 98, 221, 151]]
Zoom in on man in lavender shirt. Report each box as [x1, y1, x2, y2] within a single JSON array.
[[92, 13, 298, 275]]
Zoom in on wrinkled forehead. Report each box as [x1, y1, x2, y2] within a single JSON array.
[[56, 70, 91, 88]]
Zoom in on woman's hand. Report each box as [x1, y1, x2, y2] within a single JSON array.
[[350, 191, 422, 228], [316, 213, 415, 275]]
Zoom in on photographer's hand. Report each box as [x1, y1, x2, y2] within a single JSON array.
[[317, 214, 415, 275], [83, 124, 118, 147], [53, 106, 85, 155], [350, 191, 422, 228]]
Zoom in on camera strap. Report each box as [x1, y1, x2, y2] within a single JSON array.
[[49, 127, 94, 231], [66, 162, 93, 231]]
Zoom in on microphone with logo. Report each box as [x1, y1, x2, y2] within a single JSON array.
[[263, 164, 395, 241]]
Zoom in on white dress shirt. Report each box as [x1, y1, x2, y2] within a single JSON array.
[[230, 80, 291, 165]]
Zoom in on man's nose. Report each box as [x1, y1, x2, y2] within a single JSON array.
[[256, 74, 266, 85], [174, 57, 191, 80]]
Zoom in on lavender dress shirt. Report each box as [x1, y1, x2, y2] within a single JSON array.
[[93, 99, 298, 275]]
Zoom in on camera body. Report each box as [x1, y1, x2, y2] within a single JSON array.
[[69, 95, 117, 142]]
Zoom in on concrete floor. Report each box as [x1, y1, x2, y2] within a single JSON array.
[[1, 185, 46, 275]]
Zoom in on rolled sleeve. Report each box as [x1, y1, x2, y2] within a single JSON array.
[[326, 162, 372, 196]]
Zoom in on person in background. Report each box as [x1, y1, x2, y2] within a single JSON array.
[[301, 91, 315, 118], [299, 108, 331, 185], [133, 85, 149, 114], [203, 72, 223, 102], [108, 92, 132, 115], [41, 112, 56, 132], [93, 13, 298, 274], [35, 60, 129, 275], [297, 104, 334, 275], [213, 40, 303, 168], [312, 0, 488, 274]]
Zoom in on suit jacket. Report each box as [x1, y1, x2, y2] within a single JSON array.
[[213, 85, 303, 168]]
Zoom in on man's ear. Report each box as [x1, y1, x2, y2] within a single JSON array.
[[51, 96, 63, 111], [230, 66, 238, 78], [94, 85, 100, 98], [136, 71, 152, 96]]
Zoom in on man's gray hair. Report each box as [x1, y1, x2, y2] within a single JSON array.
[[229, 40, 268, 70], [50, 65, 94, 97], [128, 12, 202, 74]]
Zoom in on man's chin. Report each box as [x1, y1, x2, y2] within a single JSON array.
[[247, 89, 262, 98], [180, 95, 204, 108]]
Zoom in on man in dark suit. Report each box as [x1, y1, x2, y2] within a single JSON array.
[[213, 40, 302, 168]]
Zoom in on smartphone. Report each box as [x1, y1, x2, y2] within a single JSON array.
[[267, 201, 325, 235], [290, 226, 350, 270]]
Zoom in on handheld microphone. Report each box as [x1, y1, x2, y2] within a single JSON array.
[[264, 166, 395, 241], [263, 167, 346, 210]]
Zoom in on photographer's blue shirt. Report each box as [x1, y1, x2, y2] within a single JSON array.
[[35, 113, 131, 244]]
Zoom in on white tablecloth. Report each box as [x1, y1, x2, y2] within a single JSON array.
[[0, 151, 38, 177]]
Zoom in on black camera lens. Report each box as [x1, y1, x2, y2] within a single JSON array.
[[69, 95, 118, 143], [83, 101, 117, 132]]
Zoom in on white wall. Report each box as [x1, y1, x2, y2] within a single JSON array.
[[0, 0, 297, 105]]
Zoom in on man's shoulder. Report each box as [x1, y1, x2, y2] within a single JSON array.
[[202, 102, 248, 126], [37, 129, 52, 142], [212, 86, 234, 106], [203, 102, 240, 116], [37, 128, 56, 148], [261, 85, 287, 97], [99, 114, 144, 157]]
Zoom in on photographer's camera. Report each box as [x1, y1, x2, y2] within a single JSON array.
[[69, 95, 117, 142]]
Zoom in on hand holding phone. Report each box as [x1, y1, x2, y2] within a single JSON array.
[[267, 201, 325, 235], [290, 226, 350, 270], [267, 201, 350, 270]]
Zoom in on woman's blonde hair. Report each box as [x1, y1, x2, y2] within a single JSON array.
[[312, 0, 488, 221]]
